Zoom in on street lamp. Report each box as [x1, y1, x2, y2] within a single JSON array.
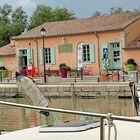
[[94, 32, 100, 82], [40, 27, 46, 83]]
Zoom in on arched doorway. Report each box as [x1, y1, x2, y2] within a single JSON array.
[[76, 42, 83, 70]]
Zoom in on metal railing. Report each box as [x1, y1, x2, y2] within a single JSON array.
[[0, 101, 140, 140]]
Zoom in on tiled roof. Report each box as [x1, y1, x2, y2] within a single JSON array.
[[126, 36, 140, 49], [0, 44, 16, 56], [13, 12, 140, 39]]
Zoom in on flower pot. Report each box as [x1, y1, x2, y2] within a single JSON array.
[[125, 64, 135, 72], [100, 73, 109, 81], [112, 72, 119, 81], [0, 70, 7, 78], [60, 68, 68, 78]]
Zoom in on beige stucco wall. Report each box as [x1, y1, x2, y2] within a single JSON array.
[[122, 49, 140, 72], [15, 35, 99, 75], [0, 55, 17, 77], [14, 31, 122, 76], [2, 19, 139, 77], [124, 19, 140, 47], [122, 19, 140, 72]]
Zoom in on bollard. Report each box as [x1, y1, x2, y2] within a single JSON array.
[[80, 67, 83, 80]]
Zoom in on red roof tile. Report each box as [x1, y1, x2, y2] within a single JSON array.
[[0, 44, 16, 56], [13, 12, 140, 39]]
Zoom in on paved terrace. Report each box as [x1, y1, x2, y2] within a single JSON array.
[[0, 75, 139, 98]]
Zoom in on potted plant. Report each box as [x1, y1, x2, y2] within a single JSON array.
[[125, 58, 137, 72], [0, 66, 7, 78], [59, 63, 71, 78]]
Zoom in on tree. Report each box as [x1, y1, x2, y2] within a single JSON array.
[[0, 4, 12, 47], [0, 4, 12, 23], [0, 22, 10, 47], [52, 7, 76, 21], [0, 5, 27, 47], [10, 6, 27, 36], [28, 4, 76, 30], [28, 5, 53, 30], [110, 6, 124, 15], [134, 6, 140, 12], [91, 11, 102, 17]]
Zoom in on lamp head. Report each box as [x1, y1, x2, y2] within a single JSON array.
[[40, 27, 46, 36]]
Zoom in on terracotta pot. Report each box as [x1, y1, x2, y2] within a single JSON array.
[[100, 73, 109, 81], [112, 72, 119, 81]]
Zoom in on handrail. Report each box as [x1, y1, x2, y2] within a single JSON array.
[[0, 100, 140, 123], [0, 101, 140, 140]]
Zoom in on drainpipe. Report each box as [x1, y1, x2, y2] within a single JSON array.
[[34, 38, 39, 76], [94, 31, 100, 82], [29, 43, 32, 64]]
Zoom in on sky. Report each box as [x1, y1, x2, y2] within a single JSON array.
[[0, 0, 140, 18]]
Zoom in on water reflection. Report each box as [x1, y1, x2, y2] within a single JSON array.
[[0, 96, 133, 132]]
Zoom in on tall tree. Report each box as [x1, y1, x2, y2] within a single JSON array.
[[28, 5, 53, 30], [91, 10, 102, 17], [0, 22, 10, 47], [134, 6, 140, 12], [0, 5, 28, 47], [10, 6, 27, 36], [110, 6, 124, 15], [0, 4, 12, 23], [52, 7, 75, 21], [0, 4, 12, 47], [28, 4, 76, 30]]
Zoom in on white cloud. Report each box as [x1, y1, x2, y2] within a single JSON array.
[[16, 0, 37, 15]]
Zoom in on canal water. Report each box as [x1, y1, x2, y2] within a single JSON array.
[[0, 96, 135, 132]]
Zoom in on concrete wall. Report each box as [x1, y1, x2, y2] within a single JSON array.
[[0, 83, 132, 98]]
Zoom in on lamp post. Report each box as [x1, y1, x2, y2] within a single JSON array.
[[40, 27, 46, 83], [94, 32, 100, 82]]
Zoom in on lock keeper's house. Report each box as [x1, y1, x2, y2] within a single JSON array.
[[0, 12, 140, 78]]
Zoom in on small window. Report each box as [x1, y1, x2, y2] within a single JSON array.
[[19, 50, 27, 56], [39, 47, 55, 65], [82, 44, 90, 62], [44, 48, 51, 64], [23, 50, 27, 55], [112, 43, 119, 48]]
